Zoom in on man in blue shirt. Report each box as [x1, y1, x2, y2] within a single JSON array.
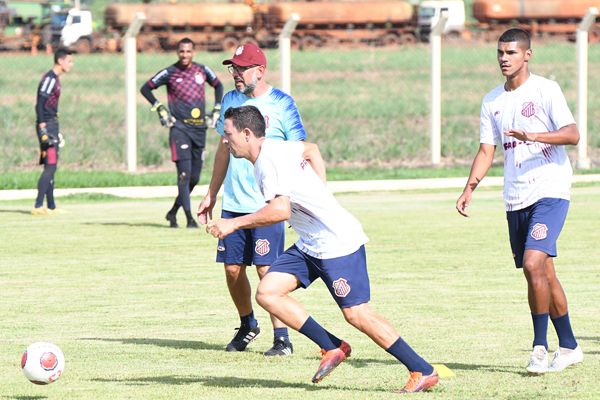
[[198, 44, 306, 356]]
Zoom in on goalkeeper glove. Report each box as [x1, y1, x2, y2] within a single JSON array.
[[39, 126, 51, 150], [208, 104, 221, 128], [151, 102, 175, 128], [58, 132, 65, 148]]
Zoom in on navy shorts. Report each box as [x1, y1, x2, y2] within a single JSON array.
[[506, 198, 569, 268], [169, 123, 206, 162], [269, 244, 371, 309], [216, 209, 284, 266]]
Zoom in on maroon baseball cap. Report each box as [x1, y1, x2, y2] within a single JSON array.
[[222, 43, 267, 67]]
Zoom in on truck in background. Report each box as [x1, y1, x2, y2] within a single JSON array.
[[417, 0, 466, 41], [0, 0, 54, 51]]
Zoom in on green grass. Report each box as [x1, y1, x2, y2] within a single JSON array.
[[1, 42, 599, 173], [1, 187, 599, 399]]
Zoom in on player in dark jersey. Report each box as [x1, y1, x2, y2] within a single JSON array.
[[141, 37, 224, 228], [32, 47, 73, 216]]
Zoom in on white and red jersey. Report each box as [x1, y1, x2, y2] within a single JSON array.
[[480, 73, 576, 211], [254, 139, 368, 259]]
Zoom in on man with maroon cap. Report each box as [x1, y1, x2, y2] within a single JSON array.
[[198, 43, 307, 356]]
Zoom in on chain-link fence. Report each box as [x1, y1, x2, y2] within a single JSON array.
[[1, 36, 599, 173]]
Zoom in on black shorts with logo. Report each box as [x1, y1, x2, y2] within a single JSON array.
[[169, 122, 206, 162]]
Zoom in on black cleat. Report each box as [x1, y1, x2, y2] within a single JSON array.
[[186, 219, 198, 229], [226, 325, 260, 352], [264, 337, 293, 356], [165, 212, 178, 228]]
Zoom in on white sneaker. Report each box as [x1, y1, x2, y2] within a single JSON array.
[[548, 345, 583, 372], [526, 345, 548, 374]]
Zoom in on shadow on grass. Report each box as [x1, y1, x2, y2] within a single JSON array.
[[79, 337, 224, 351], [83, 222, 170, 229], [91, 374, 387, 392], [444, 362, 524, 375], [579, 336, 600, 343], [4, 397, 48, 400], [0, 209, 32, 215]]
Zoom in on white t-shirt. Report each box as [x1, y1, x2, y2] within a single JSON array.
[[480, 73, 575, 211], [254, 139, 368, 259]]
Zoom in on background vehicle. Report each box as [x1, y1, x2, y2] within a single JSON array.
[[418, 0, 466, 41]]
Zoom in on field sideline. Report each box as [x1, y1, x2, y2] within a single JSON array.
[[1, 187, 599, 399]]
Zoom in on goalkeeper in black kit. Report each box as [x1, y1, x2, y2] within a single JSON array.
[[141, 37, 224, 228], [32, 48, 74, 216]]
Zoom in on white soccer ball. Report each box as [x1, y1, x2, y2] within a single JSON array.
[[21, 342, 65, 385]]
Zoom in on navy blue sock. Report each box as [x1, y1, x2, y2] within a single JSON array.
[[299, 316, 340, 351], [532, 313, 549, 349], [240, 311, 258, 329], [274, 327, 289, 341], [551, 313, 578, 349], [387, 337, 434, 375]]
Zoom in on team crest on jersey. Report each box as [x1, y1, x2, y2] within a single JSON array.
[[332, 278, 351, 297], [521, 102, 536, 118], [531, 223, 548, 240], [195, 73, 205, 84], [255, 239, 270, 256]]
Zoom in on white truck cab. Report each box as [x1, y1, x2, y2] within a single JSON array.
[[52, 8, 93, 52], [418, 0, 465, 41]]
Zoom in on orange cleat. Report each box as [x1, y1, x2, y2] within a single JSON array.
[[312, 341, 351, 383], [397, 370, 439, 394]]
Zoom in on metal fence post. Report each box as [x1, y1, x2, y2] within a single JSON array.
[[279, 13, 300, 95], [576, 7, 598, 170], [430, 11, 448, 166], [124, 12, 145, 173]]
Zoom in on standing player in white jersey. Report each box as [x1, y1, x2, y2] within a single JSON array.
[[206, 105, 438, 393], [456, 28, 582, 374], [197, 44, 306, 356]]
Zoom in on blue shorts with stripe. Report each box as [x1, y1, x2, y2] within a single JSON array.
[[269, 244, 371, 308], [506, 197, 569, 268], [216, 209, 284, 266]]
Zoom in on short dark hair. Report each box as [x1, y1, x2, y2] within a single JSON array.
[[499, 28, 531, 49], [54, 47, 72, 64], [224, 106, 266, 138], [178, 37, 195, 49]]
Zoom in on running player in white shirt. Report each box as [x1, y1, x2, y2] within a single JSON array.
[[456, 28, 582, 374], [206, 105, 439, 394]]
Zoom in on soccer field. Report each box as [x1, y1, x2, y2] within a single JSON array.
[[0, 187, 599, 399]]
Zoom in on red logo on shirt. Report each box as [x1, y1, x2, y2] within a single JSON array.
[[521, 102, 536, 117], [531, 223, 548, 240], [332, 278, 351, 297], [255, 239, 271, 256]]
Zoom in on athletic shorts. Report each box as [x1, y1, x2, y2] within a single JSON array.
[[169, 124, 206, 162], [269, 244, 371, 309], [506, 197, 569, 268], [216, 209, 284, 266], [37, 120, 59, 166]]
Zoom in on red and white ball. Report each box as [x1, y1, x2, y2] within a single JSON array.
[[21, 342, 64, 385]]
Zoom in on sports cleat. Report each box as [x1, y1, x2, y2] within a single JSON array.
[[165, 212, 178, 228], [31, 207, 48, 216], [264, 337, 294, 356], [397, 370, 439, 394], [312, 341, 351, 383], [526, 345, 549, 374], [225, 325, 260, 352], [548, 345, 583, 372], [186, 219, 198, 229]]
